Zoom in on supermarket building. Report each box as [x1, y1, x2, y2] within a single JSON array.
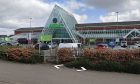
[[42, 5, 140, 45], [13, 5, 140, 45]]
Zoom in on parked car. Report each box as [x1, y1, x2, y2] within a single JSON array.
[[48, 42, 57, 48], [17, 38, 28, 44], [0, 41, 19, 46], [95, 43, 109, 50], [58, 43, 81, 49], [121, 41, 127, 48], [34, 43, 49, 50], [113, 46, 127, 50], [135, 43, 140, 47], [0, 42, 4, 45], [10, 41, 19, 46], [0, 42, 12, 46], [131, 43, 140, 49]]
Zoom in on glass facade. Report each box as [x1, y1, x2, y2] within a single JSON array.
[[42, 5, 78, 43], [77, 29, 131, 38], [53, 29, 70, 38], [42, 5, 140, 44]]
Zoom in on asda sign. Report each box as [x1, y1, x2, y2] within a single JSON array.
[[49, 23, 64, 29]]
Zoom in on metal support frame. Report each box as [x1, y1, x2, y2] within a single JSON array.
[[123, 29, 140, 39]]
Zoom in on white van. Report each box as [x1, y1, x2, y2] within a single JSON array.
[[121, 41, 127, 47], [132, 43, 140, 49], [58, 43, 81, 49]]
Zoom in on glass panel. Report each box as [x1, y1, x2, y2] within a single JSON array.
[[43, 5, 77, 42]]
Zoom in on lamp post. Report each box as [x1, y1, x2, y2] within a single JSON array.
[[28, 18, 32, 44], [116, 12, 120, 45], [116, 12, 119, 22], [103, 26, 105, 43], [29, 18, 32, 28], [115, 12, 119, 32]]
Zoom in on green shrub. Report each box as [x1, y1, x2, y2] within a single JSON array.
[[0, 50, 7, 60], [0, 46, 19, 60], [7, 48, 43, 64], [57, 48, 73, 62], [94, 61, 124, 72], [125, 61, 140, 74], [19, 52, 43, 64], [83, 49, 140, 63], [65, 58, 94, 69], [82, 48, 95, 58]]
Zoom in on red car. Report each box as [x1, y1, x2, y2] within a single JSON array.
[[95, 44, 109, 49]]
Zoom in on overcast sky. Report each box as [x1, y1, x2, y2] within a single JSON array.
[[1, 0, 140, 35]]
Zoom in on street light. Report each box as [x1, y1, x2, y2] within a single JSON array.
[[29, 18, 32, 28], [103, 26, 106, 42], [116, 12, 119, 22], [115, 11, 119, 45], [28, 18, 32, 44]]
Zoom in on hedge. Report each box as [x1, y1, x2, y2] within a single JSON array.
[[65, 58, 140, 74], [64, 48, 140, 74], [0, 46, 43, 64]]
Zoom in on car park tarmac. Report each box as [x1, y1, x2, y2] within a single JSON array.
[[0, 60, 139, 84]]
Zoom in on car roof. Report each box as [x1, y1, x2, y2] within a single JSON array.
[[97, 43, 108, 46]]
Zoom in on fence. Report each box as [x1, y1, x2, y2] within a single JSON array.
[[42, 47, 83, 63]]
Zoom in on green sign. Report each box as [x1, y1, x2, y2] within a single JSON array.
[[40, 34, 52, 41], [89, 38, 96, 42], [49, 23, 64, 29], [5, 37, 11, 42], [0, 37, 11, 42]]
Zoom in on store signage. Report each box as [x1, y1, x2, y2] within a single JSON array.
[[49, 23, 64, 29], [40, 34, 52, 41]]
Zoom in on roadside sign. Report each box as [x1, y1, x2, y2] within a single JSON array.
[[89, 38, 96, 42], [40, 34, 52, 41]]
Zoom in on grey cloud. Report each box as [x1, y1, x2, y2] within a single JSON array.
[[0, 0, 88, 29], [82, 0, 140, 22], [100, 9, 140, 22], [0, 0, 53, 29], [82, 0, 140, 12]]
